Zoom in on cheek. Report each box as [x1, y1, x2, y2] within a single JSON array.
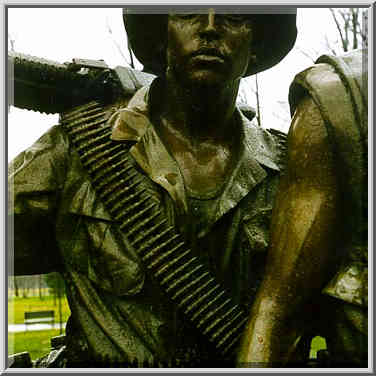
[[232, 30, 253, 67], [226, 42, 250, 74], [166, 24, 186, 66], [234, 29, 253, 56]]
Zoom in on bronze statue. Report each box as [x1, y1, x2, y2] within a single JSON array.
[[8, 8, 367, 368], [237, 50, 368, 367]]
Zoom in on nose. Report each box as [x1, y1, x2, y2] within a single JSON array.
[[199, 8, 219, 36], [205, 9, 216, 31]]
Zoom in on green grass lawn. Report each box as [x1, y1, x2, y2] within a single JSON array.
[[8, 329, 326, 364], [8, 295, 70, 325], [9, 331, 327, 364], [8, 293, 326, 364], [310, 336, 327, 359], [8, 294, 70, 362], [9, 329, 62, 362]]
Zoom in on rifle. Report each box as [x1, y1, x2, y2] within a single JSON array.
[[8, 51, 155, 114], [8, 51, 256, 118]]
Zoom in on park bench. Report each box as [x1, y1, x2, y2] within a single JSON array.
[[24, 310, 55, 329]]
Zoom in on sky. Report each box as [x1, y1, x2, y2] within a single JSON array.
[[7, 7, 359, 160]]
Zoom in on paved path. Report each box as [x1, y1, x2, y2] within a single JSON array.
[[8, 323, 66, 332]]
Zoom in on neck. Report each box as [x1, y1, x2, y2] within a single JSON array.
[[157, 73, 240, 144]]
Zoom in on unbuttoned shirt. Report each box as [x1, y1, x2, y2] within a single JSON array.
[[9, 84, 286, 366]]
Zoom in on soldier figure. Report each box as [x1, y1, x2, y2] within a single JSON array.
[[8, 8, 367, 367], [237, 49, 368, 367]]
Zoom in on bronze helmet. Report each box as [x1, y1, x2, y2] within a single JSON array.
[[123, 9, 297, 77]]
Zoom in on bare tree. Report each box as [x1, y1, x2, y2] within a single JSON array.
[[254, 75, 262, 127], [14, 277, 19, 297], [329, 8, 368, 53], [39, 274, 43, 300], [8, 36, 15, 52], [9, 276, 19, 297], [296, 8, 368, 68], [105, 17, 133, 67], [239, 75, 262, 126], [8, 30, 18, 53]]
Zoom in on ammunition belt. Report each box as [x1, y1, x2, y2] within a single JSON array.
[[60, 101, 249, 357]]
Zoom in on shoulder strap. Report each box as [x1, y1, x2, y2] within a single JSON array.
[[60, 101, 249, 358], [289, 49, 367, 248], [288, 50, 368, 307]]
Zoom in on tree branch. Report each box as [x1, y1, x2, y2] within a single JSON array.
[[295, 46, 317, 62], [105, 17, 132, 66], [353, 11, 357, 49], [330, 8, 348, 52], [255, 74, 261, 127]]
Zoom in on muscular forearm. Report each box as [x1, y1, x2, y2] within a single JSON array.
[[237, 186, 340, 366], [237, 97, 342, 367]]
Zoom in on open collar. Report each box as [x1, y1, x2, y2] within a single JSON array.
[[110, 84, 281, 225]]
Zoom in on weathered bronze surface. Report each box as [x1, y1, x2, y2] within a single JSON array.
[[237, 49, 368, 367], [8, 8, 367, 368]]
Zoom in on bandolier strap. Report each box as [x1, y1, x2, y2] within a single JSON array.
[[60, 101, 250, 358]]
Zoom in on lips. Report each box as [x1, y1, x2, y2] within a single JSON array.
[[190, 48, 226, 62]]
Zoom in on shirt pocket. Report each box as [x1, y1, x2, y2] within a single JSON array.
[[64, 180, 145, 296], [242, 206, 273, 254]]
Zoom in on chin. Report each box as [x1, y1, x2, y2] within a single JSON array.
[[186, 70, 230, 89]]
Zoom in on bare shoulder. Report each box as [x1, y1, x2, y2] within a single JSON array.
[[286, 94, 336, 185]]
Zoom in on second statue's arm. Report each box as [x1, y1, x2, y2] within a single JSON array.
[[237, 95, 343, 367]]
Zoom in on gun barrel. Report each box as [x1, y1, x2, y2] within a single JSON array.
[[8, 52, 125, 114]]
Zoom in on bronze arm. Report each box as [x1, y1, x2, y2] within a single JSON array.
[[237, 96, 342, 367]]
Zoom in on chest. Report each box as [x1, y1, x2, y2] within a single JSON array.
[[173, 143, 234, 198], [58, 159, 279, 305]]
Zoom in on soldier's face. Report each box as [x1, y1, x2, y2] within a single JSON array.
[[167, 9, 254, 87]]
